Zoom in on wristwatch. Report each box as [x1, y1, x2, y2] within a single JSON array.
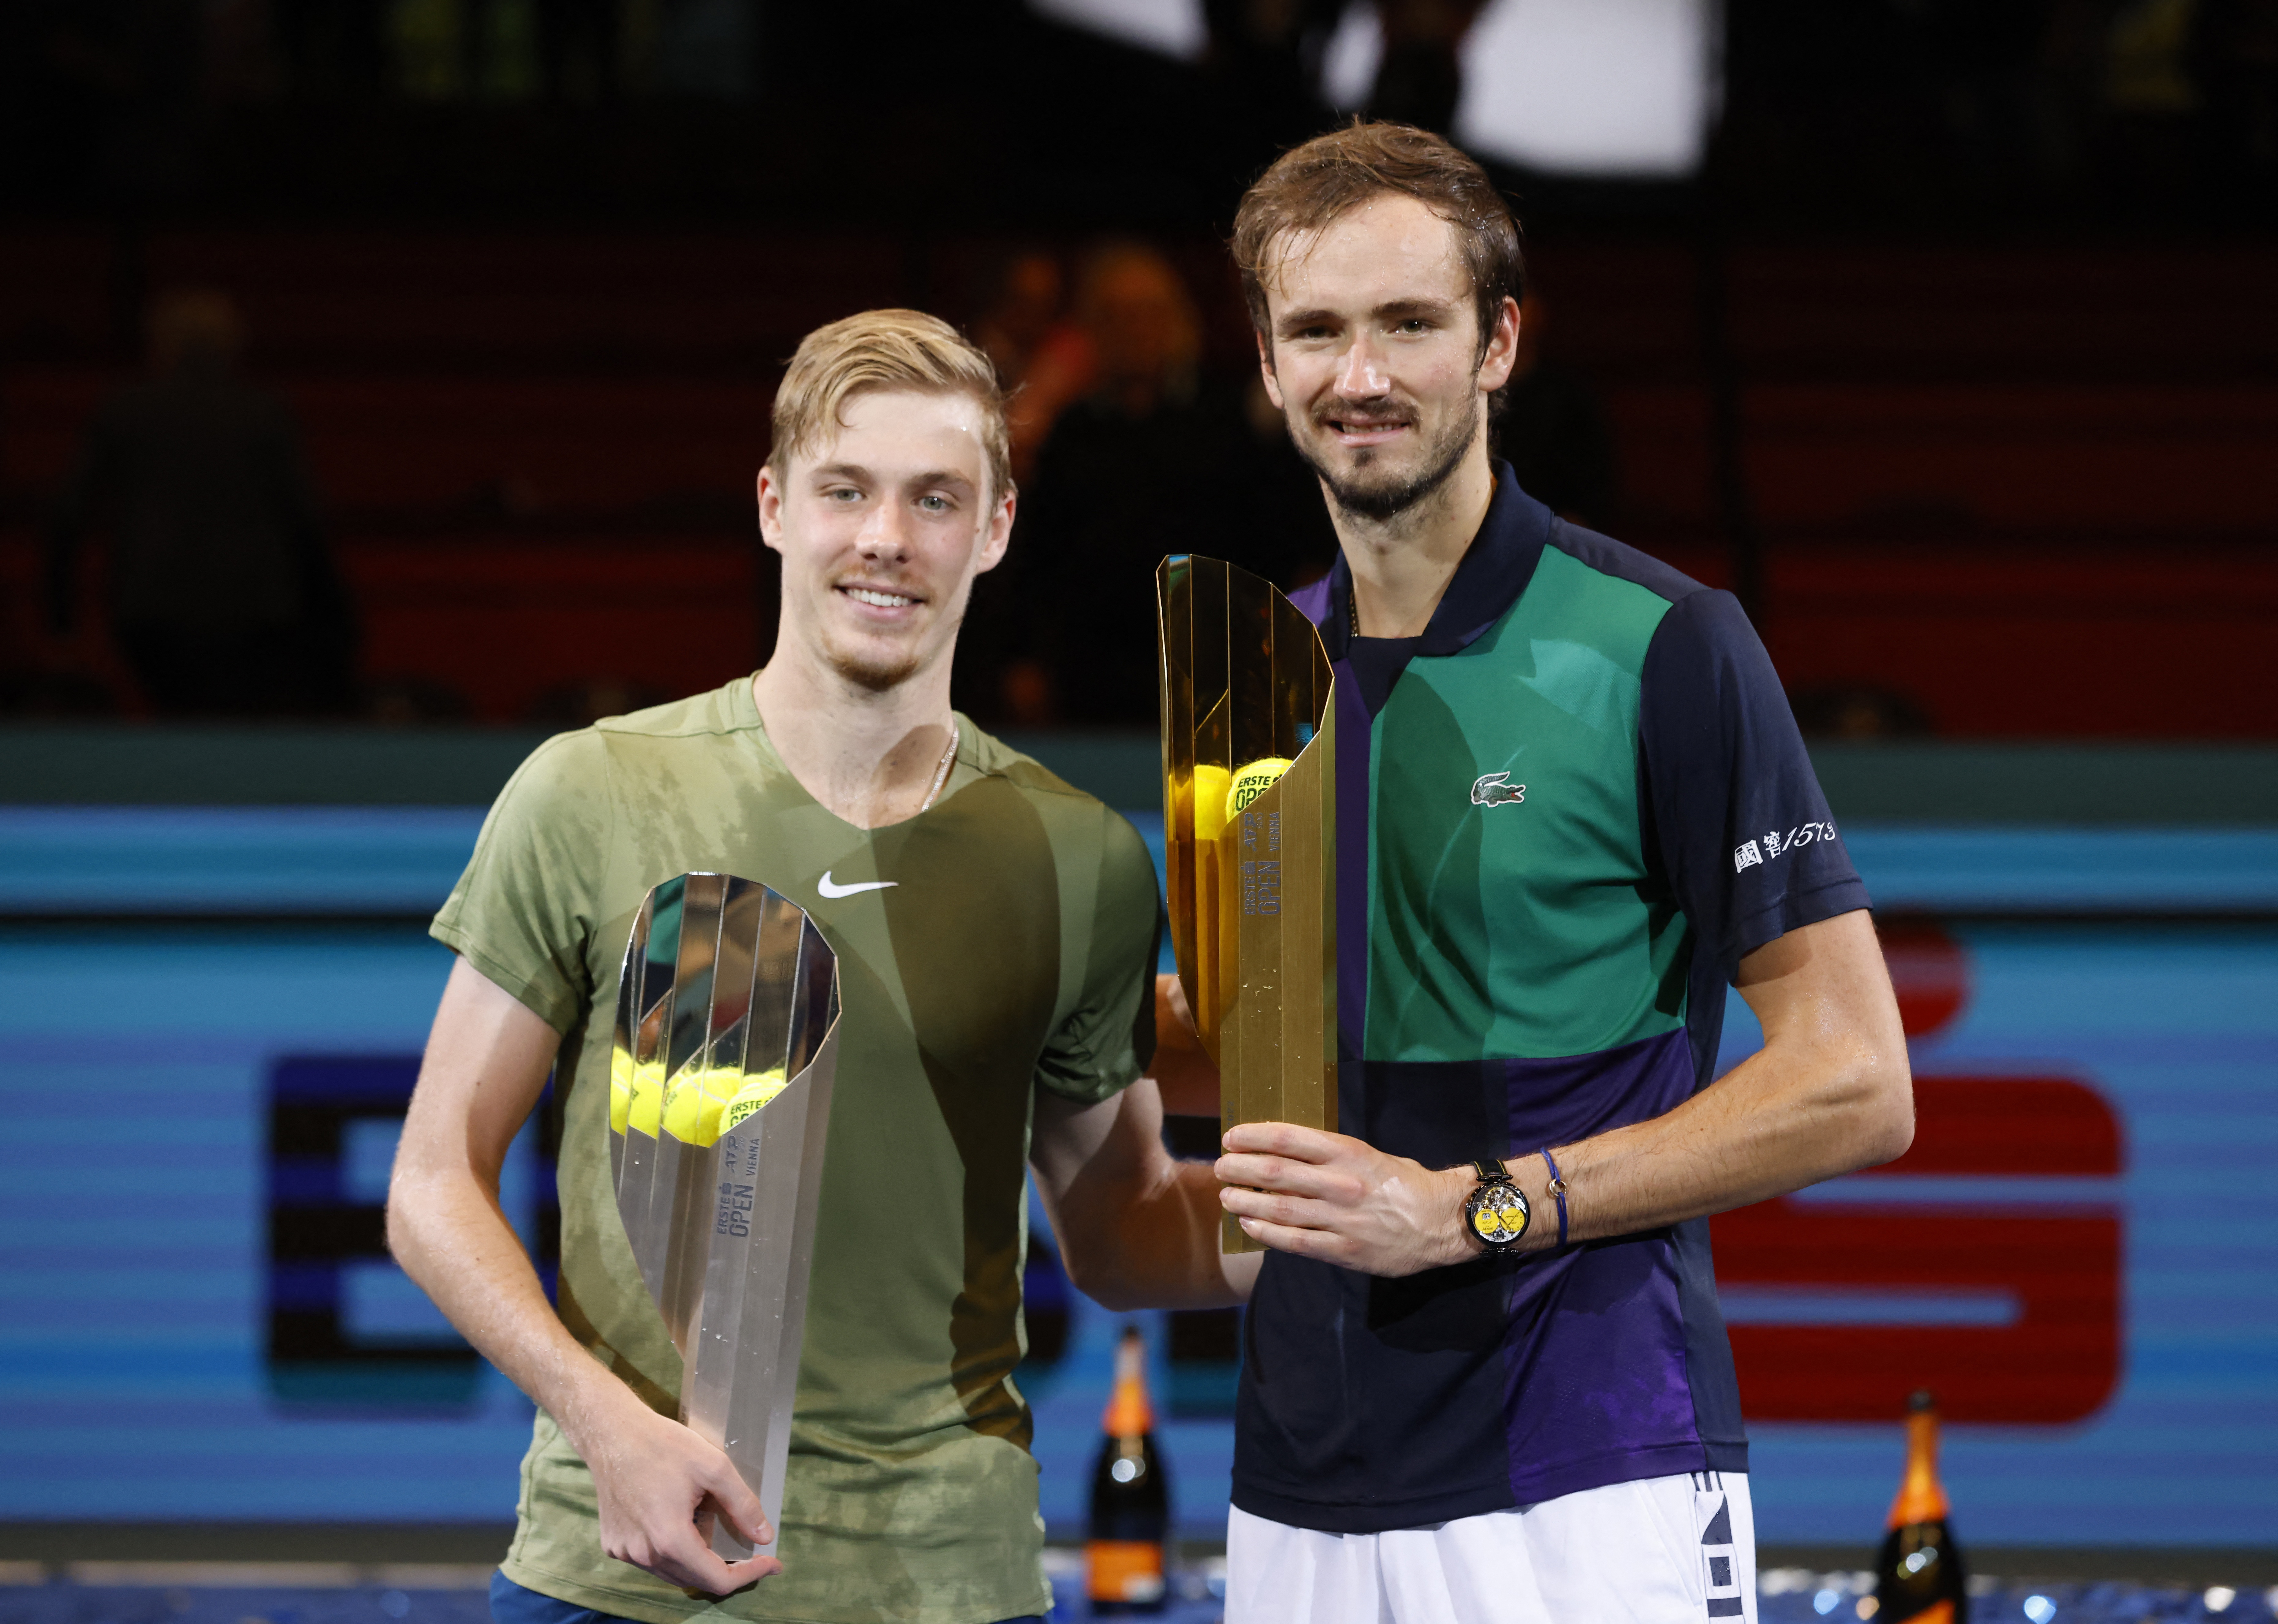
[[1461, 1159, 1530, 1249]]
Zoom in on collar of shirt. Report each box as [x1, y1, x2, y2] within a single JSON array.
[[1316, 460, 1551, 662]]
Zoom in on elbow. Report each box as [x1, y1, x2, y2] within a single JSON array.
[[1859, 1092, 1914, 1170], [382, 1185, 413, 1266], [1848, 1049, 1916, 1171], [381, 1165, 435, 1271], [1057, 1242, 1142, 1314]]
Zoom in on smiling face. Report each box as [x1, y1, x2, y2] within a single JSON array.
[[758, 387, 1013, 694], [1257, 192, 1518, 523]]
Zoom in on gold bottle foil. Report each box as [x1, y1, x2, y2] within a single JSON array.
[[1157, 555, 1337, 1253]]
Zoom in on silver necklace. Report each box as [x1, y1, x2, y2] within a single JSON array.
[[918, 721, 959, 813]]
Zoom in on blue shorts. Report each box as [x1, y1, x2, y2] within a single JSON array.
[[489, 1569, 1045, 1624]]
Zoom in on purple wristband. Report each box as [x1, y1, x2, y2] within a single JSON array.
[[1540, 1147, 1569, 1247]]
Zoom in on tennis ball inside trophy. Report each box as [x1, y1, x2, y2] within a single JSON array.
[[663, 1068, 730, 1146], [1189, 764, 1232, 842], [611, 1050, 633, 1134], [625, 1062, 666, 1136], [719, 1067, 789, 1137], [659, 1065, 790, 1147], [1225, 757, 1294, 822]]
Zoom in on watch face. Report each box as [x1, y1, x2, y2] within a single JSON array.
[[1469, 1183, 1529, 1245]]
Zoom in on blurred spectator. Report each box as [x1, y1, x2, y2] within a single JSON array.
[[46, 289, 360, 719], [975, 250, 1099, 486], [1498, 287, 1618, 529], [998, 243, 1310, 729], [2108, 0, 2204, 113], [1367, 0, 1487, 133], [2102, 0, 2219, 192], [1200, 0, 1345, 187]]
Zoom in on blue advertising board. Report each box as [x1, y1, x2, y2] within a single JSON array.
[[0, 810, 2272, 1546]]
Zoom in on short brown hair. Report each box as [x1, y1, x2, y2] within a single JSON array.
[[1232, 121, 1523, 362], [768, 309, 1012, 499]]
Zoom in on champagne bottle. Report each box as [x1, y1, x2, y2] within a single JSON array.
[[1087, 1325, 1169, 1615], [1874, 1390, 1968, 1623]]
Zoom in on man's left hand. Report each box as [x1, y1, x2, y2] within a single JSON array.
[[1216, 1122, 1489, 1276]]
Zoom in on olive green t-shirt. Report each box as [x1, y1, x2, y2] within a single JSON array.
[[430, 675, 1161, 1624]]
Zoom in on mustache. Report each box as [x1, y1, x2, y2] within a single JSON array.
[[1313, 396, 1415, 428]]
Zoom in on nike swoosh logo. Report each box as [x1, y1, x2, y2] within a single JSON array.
[[817, 871, 897, 899]]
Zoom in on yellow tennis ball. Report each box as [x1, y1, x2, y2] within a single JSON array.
[[662, 1066, 731, 1147], [625, 1062, 665, 1137], [719, 1067, 789, 1137], [609, 1050, 634, 1135], [1188, 765, 1232, 842], [1225, 757, 1294, 822]]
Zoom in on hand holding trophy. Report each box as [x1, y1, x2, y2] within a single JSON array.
[[1157, 556, 1338, 1253], [610, 872, 841, 1560]]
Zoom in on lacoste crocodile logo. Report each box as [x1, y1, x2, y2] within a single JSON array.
[[1471, 772, 1526, 808]]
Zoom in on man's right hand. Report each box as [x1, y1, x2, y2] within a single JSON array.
[[580, 1394, 782, 1594]]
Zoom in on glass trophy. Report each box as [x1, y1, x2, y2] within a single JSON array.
[[1157, 555, 1337, 1254], [609, 872, 841, 1560]]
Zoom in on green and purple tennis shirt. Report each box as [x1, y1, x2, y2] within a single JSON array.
[[1239, 462, 1870, 1533]]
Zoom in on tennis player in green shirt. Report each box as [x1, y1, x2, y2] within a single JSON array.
[[386, 310, 1254, 1624]]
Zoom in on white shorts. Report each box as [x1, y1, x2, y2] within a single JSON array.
[[1225, 1471, 1755, 1624]]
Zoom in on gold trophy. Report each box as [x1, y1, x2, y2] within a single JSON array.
[[610, 872, 841, 1559], [1157, 555, 1337, 1253]]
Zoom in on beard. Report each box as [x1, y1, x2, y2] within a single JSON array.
[[1292, 391, 1480, 523], [826, 642, 923, 693], [818, 586, 966, 693]]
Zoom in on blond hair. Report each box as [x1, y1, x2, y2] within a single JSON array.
[[767, 309, 1012, 498]]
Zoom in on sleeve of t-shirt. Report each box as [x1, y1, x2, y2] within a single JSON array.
[[1638, 588, 1871, 980], [1032, 805, 1163, 1105], [429, 729, 617, 1035]]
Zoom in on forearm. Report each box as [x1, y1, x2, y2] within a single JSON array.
[[1218, 911, 1912, 1274], [1059, 1159, 1259, 1311], [1033, 1077, 1260, 1310], [1490, 1027, 1912, 1253], [386, 1166, 642, 1448], [1522, 913, 1912, 1248]]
